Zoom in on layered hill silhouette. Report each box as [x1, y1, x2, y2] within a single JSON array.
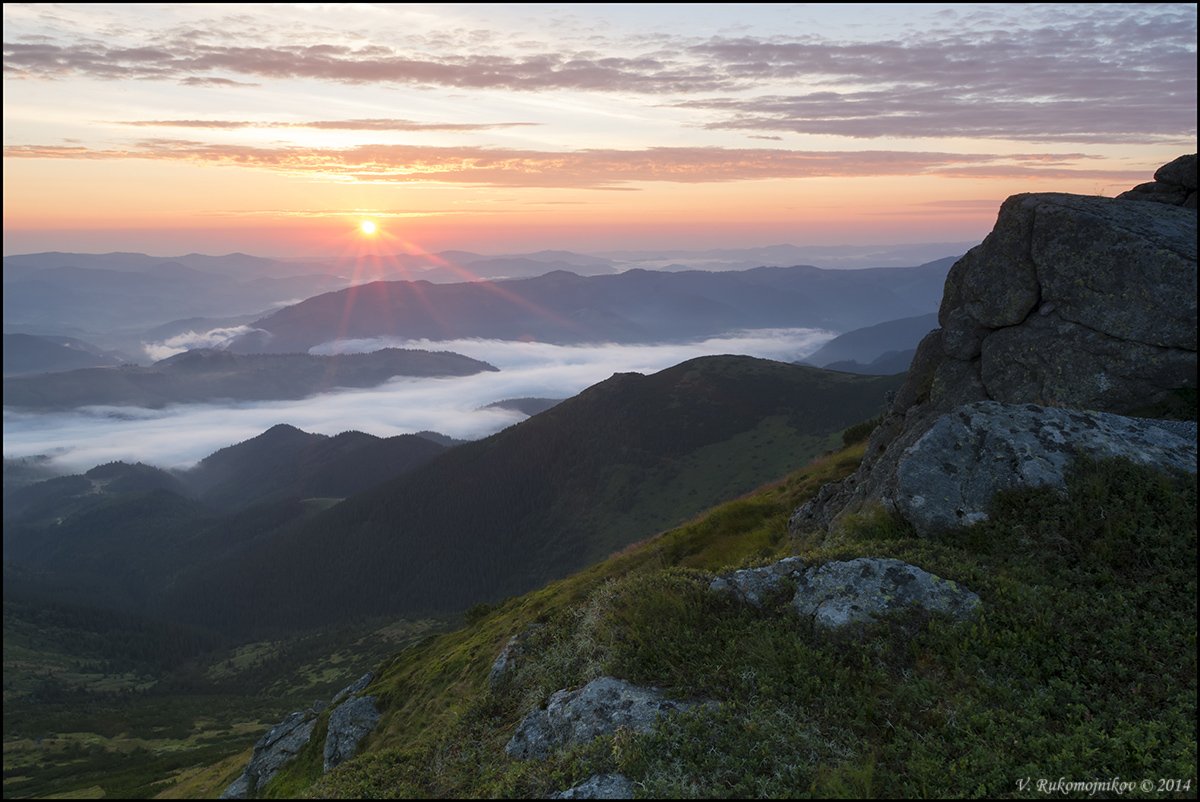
[[160, 356, 904, 635], [803, 313, 938, 372], [5, 356, 900, 635], [229, 260, 954, 353], [3, 428, 451, 612], [2, 333, 125, 376], [2, 347, 496, 409]]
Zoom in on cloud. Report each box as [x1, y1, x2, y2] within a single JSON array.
[[4, 4, 1194, 143], [179, 76, 259, 87], [141, 325, 261, 361], [3, 329, 833, 472], [117, 118, 539, 131], [2, 40, 726, 93], [1, 141, 1144, 188], [678, 7, 1196, 142]]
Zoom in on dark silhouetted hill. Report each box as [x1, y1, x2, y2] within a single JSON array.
[[162, 356, 905, 635]]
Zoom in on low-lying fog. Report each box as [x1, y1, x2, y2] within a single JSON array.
[[3, 328, 832, 473]]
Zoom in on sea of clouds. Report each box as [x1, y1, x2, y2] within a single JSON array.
[[4, 328, 832, 473]]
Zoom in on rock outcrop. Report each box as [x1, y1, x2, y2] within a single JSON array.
[[221, 673, 381, 798], [221, 705, 323, 799], [792, 558, 980, 629], [324, 695, 381, 772], [709, 556, 805, 608], [1118, 154, 1197, 208], [331, 671, 373, 705], [550, 773, 636, 799], [891, 402, 1197, 532], [712, 556, 981, 629], [792, 157, 1198, 536], [506, 676, 704, 760]]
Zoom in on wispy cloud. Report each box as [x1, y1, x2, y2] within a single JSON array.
[[4, 4, 1194, 144], [4, 329, 834, 472], [2, 141, 1145, 188], [2, 40, 725, 93], [116, 118, 538, 131], [141, 325, 263, 361]]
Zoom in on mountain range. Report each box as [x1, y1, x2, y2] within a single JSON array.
[[802, 312, 939, 373], [2, 347, 496, 409], [232, 260, 955, 353], [4, 356, 902, 637]]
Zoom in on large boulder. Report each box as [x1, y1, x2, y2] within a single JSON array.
[[506, 677, 704, 760], [891, 402, 1197, 533], [1118, 154, 1197, 208], [792, 156, 1198, 535], [323, 696, 381, 772], [793, 558, 981, 629], [220, 706, 322, 798], [708, 556, 805, 608]]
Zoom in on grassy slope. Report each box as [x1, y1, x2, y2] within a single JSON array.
[[164, 357, 902, 636], [257, 445, 1196, 799]]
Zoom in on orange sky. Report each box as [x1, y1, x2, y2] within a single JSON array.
[[3, 3, 1195, 256]]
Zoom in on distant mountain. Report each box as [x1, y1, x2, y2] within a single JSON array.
[[2, 254, 350, 335], [3, 333, 124, 376], [232, 261, 954, 353], [824, 349, 917, 375], [2, 347, 496, 409], [597, 243, 973, 270], [804, 313, 939, 368], [163, 356, 905, 635]]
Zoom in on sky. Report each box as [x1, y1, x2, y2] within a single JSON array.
[[2, 3, 1196, 256], [2, 328, 833, 470]]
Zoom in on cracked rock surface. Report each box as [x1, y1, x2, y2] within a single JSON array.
[[791, 157, 1198, 536], [506, 677, 703, 760], [793, 557, 981, 629], [892, 401, 1197, 532]]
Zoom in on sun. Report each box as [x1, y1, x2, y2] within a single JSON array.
[[359, 220, 378, 236]]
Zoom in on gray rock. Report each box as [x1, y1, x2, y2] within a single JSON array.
[[791, 156, 1199, 535], [489, 635, 523, 689], [1155, 153, 1197, 190], [506, 677, 701, 760], [323, 695, 381, 772], [331, 672, 373, 705], [709, 557, 805, 608], [980, 314, 1196, 412], [221, 706, 320, 798], [793, 558, 981, 629], [1029, 195, 1195, 349], [939, 194, 1041, 359], [550, 773, 636, 799], [1119, 181, 1191, 206], [219, 773, 252, 800], [892, 401, 1197, 533], [488, 623, 544, 688], [1117, 155, 1196, 206]]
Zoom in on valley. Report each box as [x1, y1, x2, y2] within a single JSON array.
[[3, 4, 1195, 796]]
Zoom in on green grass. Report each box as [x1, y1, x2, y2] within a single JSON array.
[[301, 451, 1195, 799]]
